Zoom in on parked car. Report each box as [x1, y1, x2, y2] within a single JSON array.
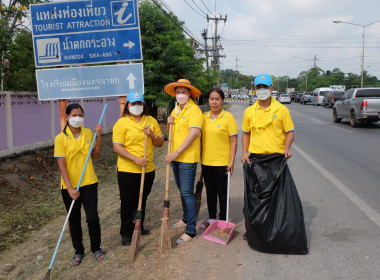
[[323, 91, 344, 108], [249, 94, 258, 105], [300, 92, 312, 104], [312, 87, 333, 106], [333, 88, 380, 127], [278, 94, 291, 104]]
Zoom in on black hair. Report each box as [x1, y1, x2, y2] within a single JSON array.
[[63, 103, 84, 136], [123, 101, 149, 117], [207, 87, 225, 100]]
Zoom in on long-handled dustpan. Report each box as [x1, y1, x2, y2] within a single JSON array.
[[202, 171, 235, 245]]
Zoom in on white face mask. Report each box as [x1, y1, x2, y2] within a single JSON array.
[[176, 93, 189, 105], [256, 88, 272, 100], [69, 116, 84, 128], [129, 104, 144, 116]]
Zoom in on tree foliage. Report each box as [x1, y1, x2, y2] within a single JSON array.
[[1, 0, 48, 90], [219, 69, 254, 89], [139, 0, 217, 115], [4, 29, 36, 91]]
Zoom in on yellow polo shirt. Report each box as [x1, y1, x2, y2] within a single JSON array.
[[242, 97, 294, 154], [170, 99, 203, 163], [201, 110, 238, 166], [113, 114, 162, 173], [54, 126, 98, 190]]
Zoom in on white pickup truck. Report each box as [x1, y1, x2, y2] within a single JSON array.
[[333, 88, 380, 127]]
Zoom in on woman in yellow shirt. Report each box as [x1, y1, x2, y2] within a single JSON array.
[[54, 103, 106, 267], [200, 88, 238, 229], [164, 79, 203, 244], [113, 92, 164, 246]]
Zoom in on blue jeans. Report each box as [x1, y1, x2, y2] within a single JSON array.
[[171, 161, 197, 235]]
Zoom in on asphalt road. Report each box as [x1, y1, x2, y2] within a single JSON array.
[[185, 101, 380, 280]]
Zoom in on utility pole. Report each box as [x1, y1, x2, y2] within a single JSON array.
[[207, 14, 227, 69], [202, 29, 209, 69], [197, 29, 214, 70]]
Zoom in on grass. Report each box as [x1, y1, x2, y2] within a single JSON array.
[[0, 124, 202, 280], [0, 133, 117, 252]]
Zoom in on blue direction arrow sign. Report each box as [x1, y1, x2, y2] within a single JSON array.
[[36, 63, 144, 100], [30, 0, 142, 67]]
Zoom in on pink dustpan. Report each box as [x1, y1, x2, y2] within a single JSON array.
[[202, 172, 235, 245]]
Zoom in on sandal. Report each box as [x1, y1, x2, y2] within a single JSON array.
[[94, 250, 106, 262], [72, 254, 84, 267], [199, 219, 216, 230], [176, 233, 198, 244], [172, 219, 187, 229]]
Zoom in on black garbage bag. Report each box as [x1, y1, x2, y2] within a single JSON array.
[[243, 154, 308, 255]]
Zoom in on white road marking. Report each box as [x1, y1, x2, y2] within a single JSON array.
[[293, 143, 380, 228], [290, 109, 353, 133], [330, 125, 353, 133]]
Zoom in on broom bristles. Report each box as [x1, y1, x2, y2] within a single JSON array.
[[128, 229, 141, 263], [158, 208, 171, 255], [43, 269, 51, 280]]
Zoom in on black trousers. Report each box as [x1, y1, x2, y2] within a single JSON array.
[[117, 170, 155, 238], [61, 183, 101, 255], [201, 165, 228, 220]]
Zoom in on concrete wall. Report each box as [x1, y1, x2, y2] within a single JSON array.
[[0, 92, 120, 158]]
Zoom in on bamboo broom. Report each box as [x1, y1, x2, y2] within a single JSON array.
[[128, 135, 148, 263], [158, 124, 173, 255]]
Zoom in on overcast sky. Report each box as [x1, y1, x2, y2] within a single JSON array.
[[164, 0, 380, 79]]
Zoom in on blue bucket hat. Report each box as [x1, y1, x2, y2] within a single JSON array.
[[254, 74, 273, 86], [127, 91, 145, 103]]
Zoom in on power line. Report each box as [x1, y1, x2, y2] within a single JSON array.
[[200, 0, 215, 17], [153, 0, 205, 47], [191, 0, 208, 16], [158, 0, 204, 43], [182, 0, 206, 18]]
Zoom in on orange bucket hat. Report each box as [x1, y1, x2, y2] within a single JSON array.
[[164, 79, 201, 98]]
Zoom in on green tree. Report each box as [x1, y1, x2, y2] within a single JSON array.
[[139, 0, 216, 116], [219, 69, 254, 89], [4, 30, 36, 91], [1, 0, 48, 91]]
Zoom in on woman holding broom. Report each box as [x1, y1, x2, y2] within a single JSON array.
[[199, 88, 238, 230], [54, 103, 106, 267], [113, 91, 164, 246], [164, 79, 203, 244]]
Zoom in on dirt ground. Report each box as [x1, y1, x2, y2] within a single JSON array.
[[0, 125, 205, 280]]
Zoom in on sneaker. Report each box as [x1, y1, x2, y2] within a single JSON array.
[[243, 233, 247, 240], [121, 236, 131, 246]]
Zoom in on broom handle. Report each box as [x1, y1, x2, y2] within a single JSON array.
[[226, 171, 230, 224], [47, 103, 108, 270], [137, 135, 148, 211], [164, 124, 172, 201]]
